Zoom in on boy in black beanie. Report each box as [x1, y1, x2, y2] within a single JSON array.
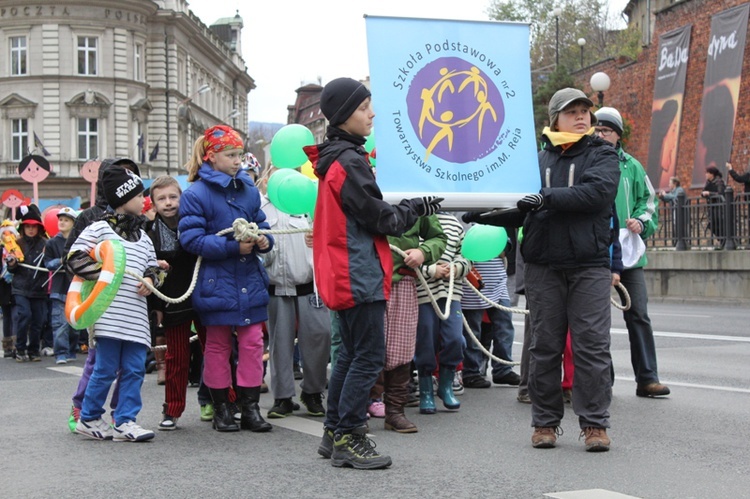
[[305, 77, 442, 469], [67, 166, 166, 442]]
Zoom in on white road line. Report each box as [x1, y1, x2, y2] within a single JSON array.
[[614, 376, 750, 394], [47, 366, 84, 376], [649, 312, 710, 318], [511, 321, 750, 342], [545, 490, 641, 499]]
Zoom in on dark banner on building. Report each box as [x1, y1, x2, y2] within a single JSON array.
[[692, 3, 750, 188], [646, 25, 691, 191]]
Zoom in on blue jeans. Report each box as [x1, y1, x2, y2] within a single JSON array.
[[51, 299, 79, 360], [80, 337, 148, 424], [415, 299, 464, 377], [324, 301, 386, 434], [462, 299, 516, 379], [619, 267, 660, 385], [13, 295, 47, 355]]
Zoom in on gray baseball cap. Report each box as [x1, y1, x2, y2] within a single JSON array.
[[548, 88, 597, 129]]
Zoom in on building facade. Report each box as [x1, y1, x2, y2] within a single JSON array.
[[0, 0, 254, 206], [576, 0, 750, 193]]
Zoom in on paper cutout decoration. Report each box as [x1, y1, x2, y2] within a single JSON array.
[[1, 188, 31, 221], [18, 155, 51, 205]]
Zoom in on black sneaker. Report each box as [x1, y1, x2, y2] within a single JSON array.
[[16, 352, 29, 363], [493, 371, 521, 386], [293, 363, 303, 380], [463, 375, 491, 389], [300, 392, 325, 417], [318, 427, 335, 458], [331, 427, 392, 470], [267, 398, 295, 419]]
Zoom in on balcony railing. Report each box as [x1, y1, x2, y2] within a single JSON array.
[[646, 186, 749, 250]]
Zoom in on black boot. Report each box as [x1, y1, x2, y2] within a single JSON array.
[[209, 388, 239, 432], [238, 386, 272, 432]]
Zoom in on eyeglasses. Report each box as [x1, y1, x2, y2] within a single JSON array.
[[594, 127, 614, 137]]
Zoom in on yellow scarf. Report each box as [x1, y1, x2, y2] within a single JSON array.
[[542, 126, 595, 147]]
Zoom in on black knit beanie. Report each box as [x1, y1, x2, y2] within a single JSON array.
[[320, 77, 371, 127], [102, 167, 144, 208]]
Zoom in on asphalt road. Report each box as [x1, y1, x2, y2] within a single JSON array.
[[1, 299, 748, 499]]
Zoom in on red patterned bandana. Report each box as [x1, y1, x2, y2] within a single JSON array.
[[203, 125, 244, 160]]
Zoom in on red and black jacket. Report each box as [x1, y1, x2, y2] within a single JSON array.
[[304, 136, 418, 311]]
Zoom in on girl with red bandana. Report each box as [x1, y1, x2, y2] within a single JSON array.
[[178, 125, 274, 434]]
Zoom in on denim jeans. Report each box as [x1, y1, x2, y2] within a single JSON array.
[[414, 299, 464, 377], [324, 301, 386, 434], [462, 299, 516, 379], [13, 295, 47, 355], [81, 337, 148, 424], [51, 299, 79, 360]]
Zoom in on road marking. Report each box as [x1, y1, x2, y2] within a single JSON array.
[[545, 490, 641, 499], [47, 366, 84, 376], [649, 312, 710, 318], [512, 322, 750, 343], [257, 407, 324, 437], [614, 376, 750, 394], [610, 328, 750, 342]]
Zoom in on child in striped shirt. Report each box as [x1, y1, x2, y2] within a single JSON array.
[[67, 167, 164, 442]]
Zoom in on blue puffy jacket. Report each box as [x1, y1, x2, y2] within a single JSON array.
[[178, 163, 273, 327]]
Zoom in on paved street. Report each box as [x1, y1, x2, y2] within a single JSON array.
[[1, 299, 749, 498]]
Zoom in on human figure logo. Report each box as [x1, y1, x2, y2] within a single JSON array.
[[406, 57, 504, 164]]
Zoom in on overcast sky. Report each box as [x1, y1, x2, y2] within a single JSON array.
[[187, 0, 630, 124]]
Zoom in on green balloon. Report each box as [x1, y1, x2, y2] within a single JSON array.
[[267, 169, 297, 207], [517, 227, 524, 244], [461, 225, 508, 262], [270, 124, 315, 168], [273, 171, 317, 216], [364, 129, 375, 153]]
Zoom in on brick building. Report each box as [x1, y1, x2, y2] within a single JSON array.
[[575, 0, 750, 192]]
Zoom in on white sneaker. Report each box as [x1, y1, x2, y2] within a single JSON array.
[[113, 421, 155, 442], [75, 418, 114, 440], [453, 371, 465, 396], [41, 347, 54, 357]]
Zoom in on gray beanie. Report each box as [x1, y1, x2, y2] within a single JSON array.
[[594, 107, 624, 137]]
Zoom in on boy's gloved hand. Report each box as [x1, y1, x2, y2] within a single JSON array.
[[517, 193, 544, 213], [412, 196, 444, 217], [461, 211, 482, 224]]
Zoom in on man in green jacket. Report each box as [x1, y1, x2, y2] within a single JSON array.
[[595, 107, 670, 398]]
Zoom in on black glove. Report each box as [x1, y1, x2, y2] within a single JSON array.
[[517, 193, 544, 213], [461, 211, 482, 224], [412, 196, 444, 217]]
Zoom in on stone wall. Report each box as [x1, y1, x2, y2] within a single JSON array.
[[644, 249, 750, 303]]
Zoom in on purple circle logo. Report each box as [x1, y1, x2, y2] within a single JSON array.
[[407, 57, 505, 164]]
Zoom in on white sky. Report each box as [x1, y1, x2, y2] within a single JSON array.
[[187, 0, 630, 124]]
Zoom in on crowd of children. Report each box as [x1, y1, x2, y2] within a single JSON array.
[[1, 78, 537, 468]]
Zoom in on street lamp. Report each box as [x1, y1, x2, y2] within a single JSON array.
[[552, 7, 561, 68], [577, 38, 586, 69], [590, 72, 611, 107]]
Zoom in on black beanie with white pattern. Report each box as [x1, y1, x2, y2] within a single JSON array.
[[102, 166, 144, 209]]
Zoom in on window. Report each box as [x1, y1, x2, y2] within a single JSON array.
[[135, 43, 143, 81], [10, 36, 27, 76], [77, 36, 97, 75], [78, 118, 98, 160], [11, 118, 28, 161]]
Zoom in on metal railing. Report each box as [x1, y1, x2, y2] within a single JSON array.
[[646, 186, 750, 250]]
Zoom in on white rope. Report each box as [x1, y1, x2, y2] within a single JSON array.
[[128, 218, 309, 304]]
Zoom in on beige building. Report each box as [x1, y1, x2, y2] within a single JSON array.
[[0, 0, 254, 206]]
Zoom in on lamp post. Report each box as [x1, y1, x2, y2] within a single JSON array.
[[590, 72, 611, 107], [225, 108, 241, 128], [552, 7, 561, 68], [577, 38, 586, 69]]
